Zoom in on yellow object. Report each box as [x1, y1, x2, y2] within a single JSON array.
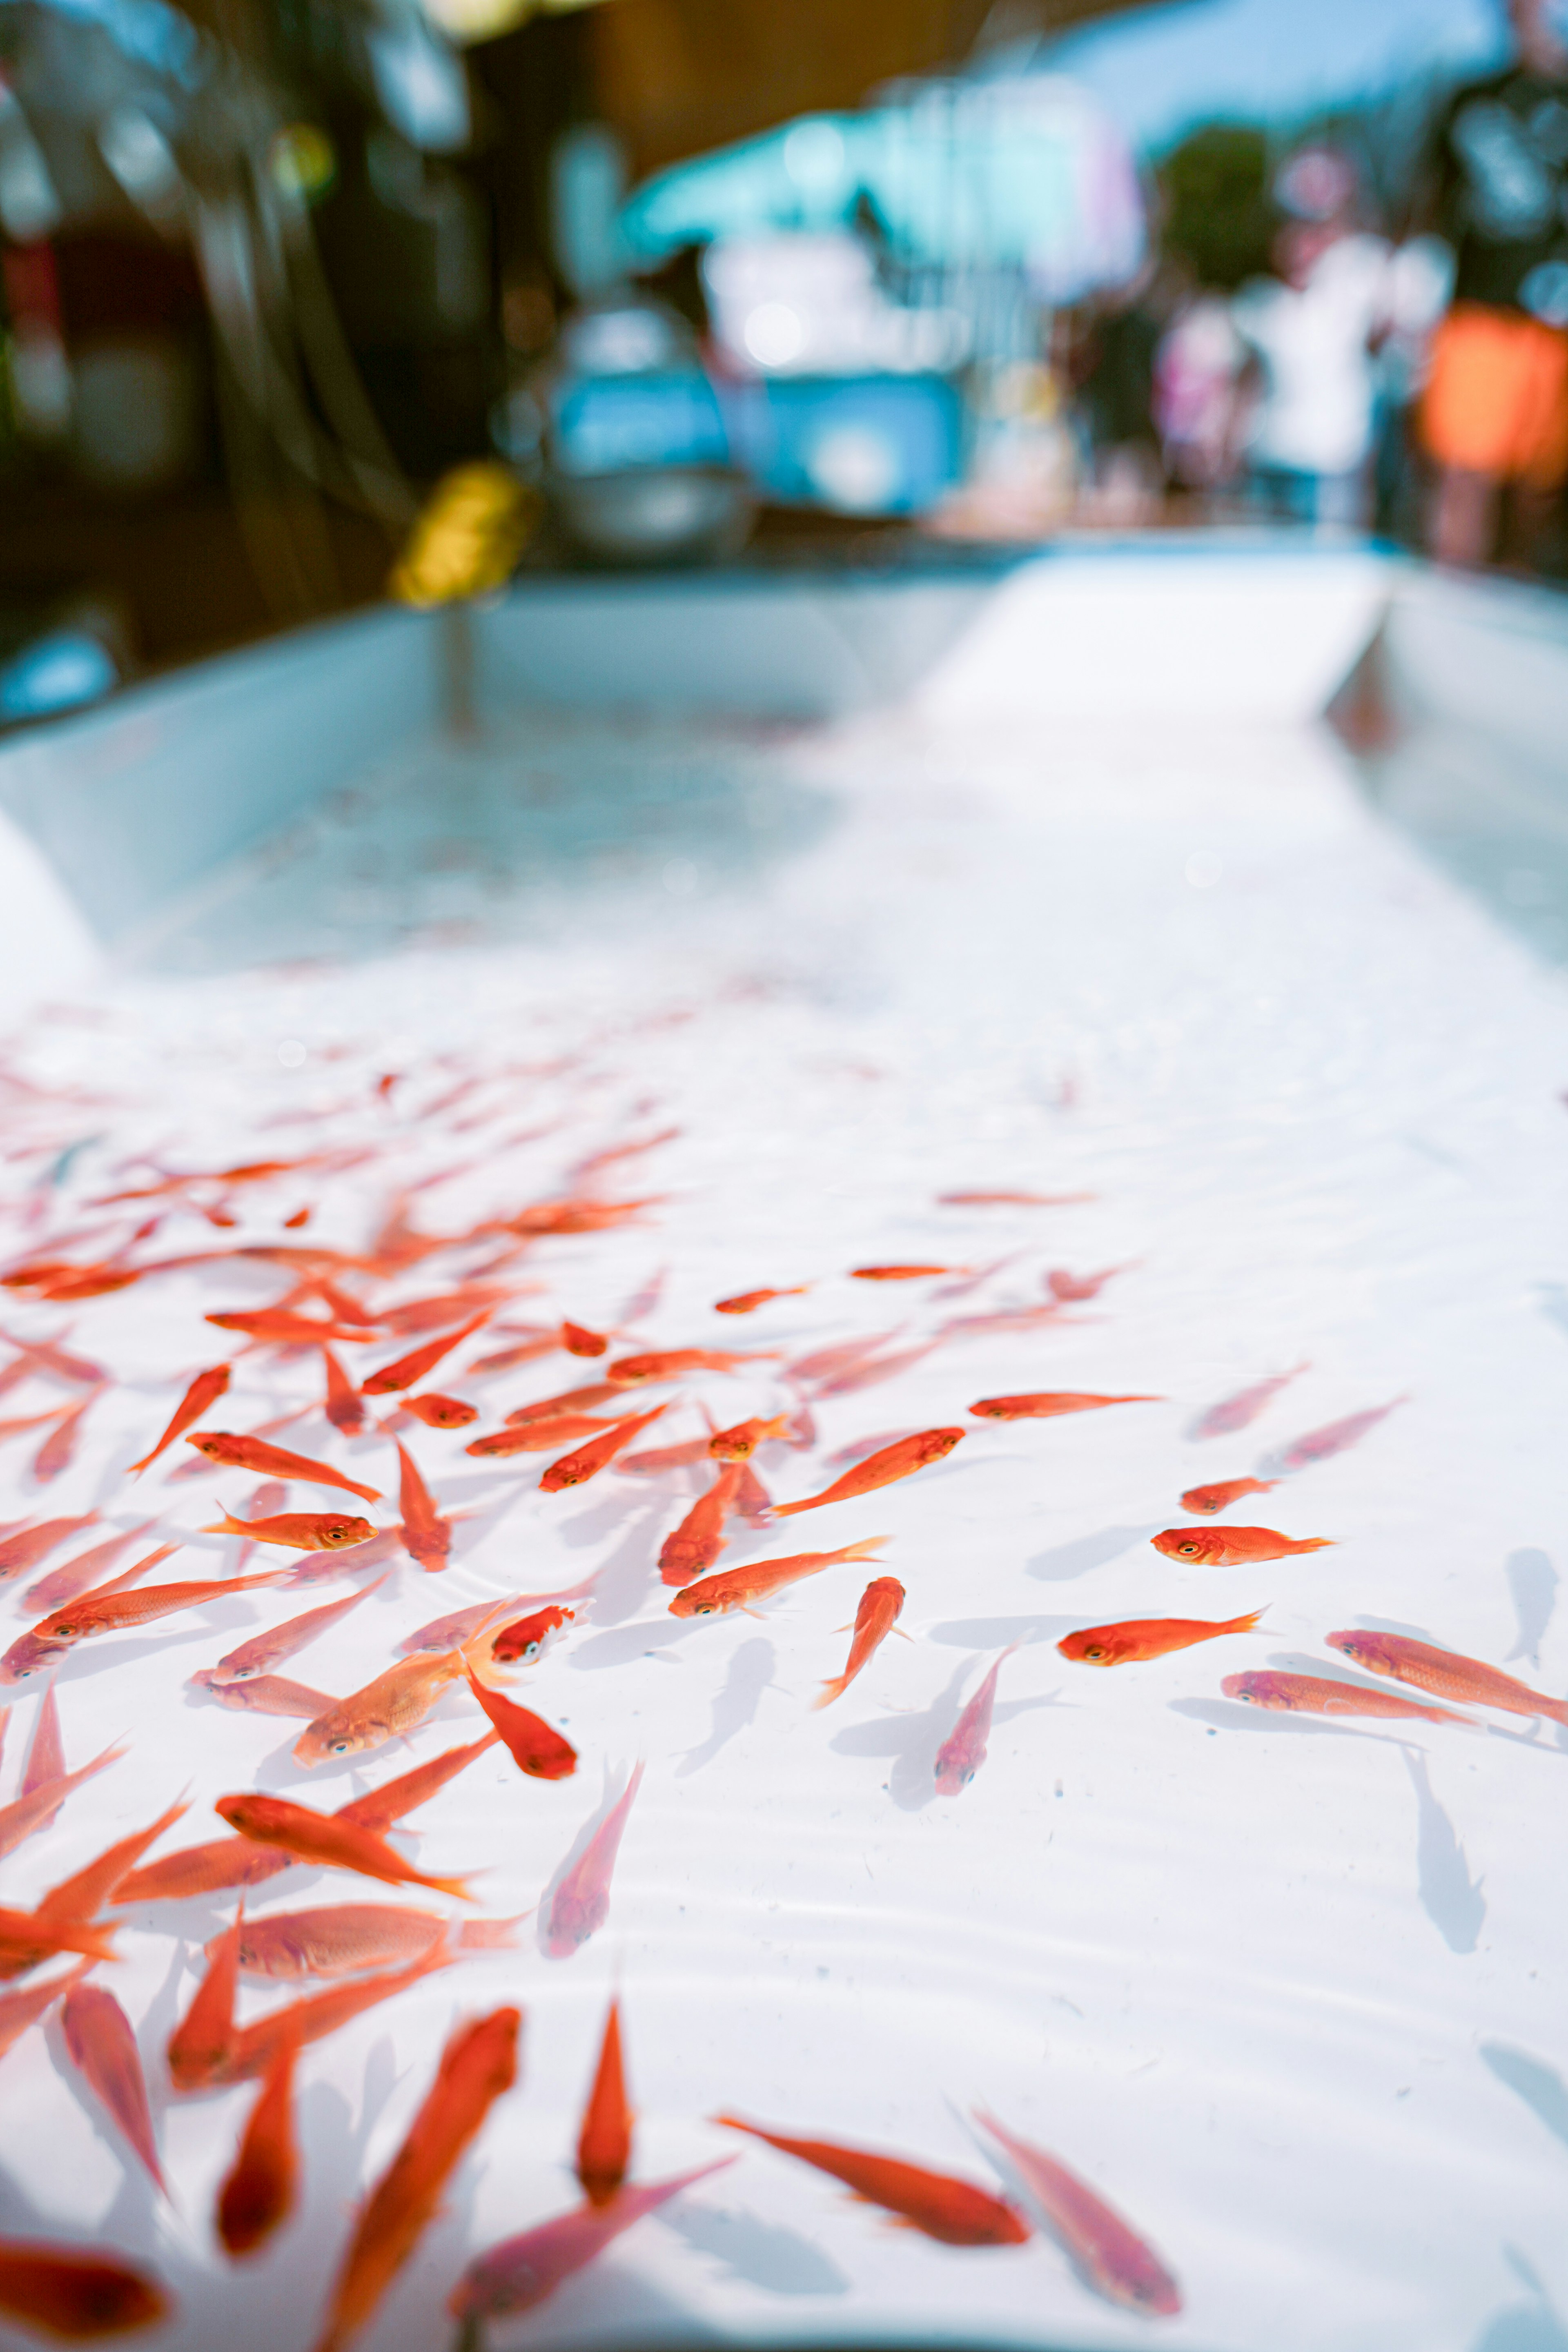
[[269, 124, 337, 205], [389, 463, 541, 607], [419, 0, 607, 43]]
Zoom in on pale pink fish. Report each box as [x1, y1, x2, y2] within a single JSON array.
[[786, 1331, 903, 1385], [450, 2159, 735, 2323], [60, 1980, 165, 2193], [22, 1682, 64, 1797], [0, 1737, 125, 1859], [284, 1526, 408, 1586], [190, 1670, 340, 1719], [33, 1390, 99, 1481], [0, 1326, 105, 1385], [825, 1429, 918, 1470], [542, 1764, 645, 1960], [615, 1438, 715, 1477], [209, 1574, 389, 1684], [814, 1343, 942, 1398], [24, 1520, 157, 1613], [0, 1515, 99, 1585], [234, 1482, 287, 1572], [0, 1961, 91, 2065], [1192, 1362, 1308, 1441], [973, 2110, 1180, 2317], [734, 1462, 770, 1519], [934, 1647, 1020, 1796], [931, 1256, 1018, 1301], [939, 1305, 1065, 1340], [1280, 1397, 1405, 1472], [225, 1902, 522, 1981], [399, 1568, 603, 1658]]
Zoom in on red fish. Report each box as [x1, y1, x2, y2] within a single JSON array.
[[1178, 1476, 1278, 1515], [542, 1765, 644, 1957], [772, 1428, 964, 1517], [292, 1653, 470, 1766], [607, 1349, 775, 1384], [940, 1305, 1065, 1340], [192, 1673, 337, 1720], [310, 2007, 520, 2352], [0, 1327, 105, 1386], [503, 1382, 630, 1426], [561, 1321, 609, 1358], [185, 1433, 379, 1503], [401, 1392, 477, 1429], [488, 1605, 573, 1667], [973, 2109, 1180, 2315], [0, 1516, 99, 1585], [1223, 1669, 1469, 1725], [214, 1794, 474, 1899], [813, 1343, 941, 1398], [577, 1999, 631, 2207], [465, 1414, 619, 1459], [540, 1406, 668, 1492], [0, 1737, 125, 1862], [1280, 1398, 1405, 1470], [0, 1964, 93, 2067], [670, 1537, 888, 1620], [0, 2242, 169, 2338], [1044, 1265, 1127, 1302], [1058, 1610, 1263, 1666], [35, 1797, 190, 1927], [320, 1347, 366, 1436], [850, 1264, 960, 1281], [707, 1415, 788, 1460], [969, 1391, 1159, 1421], [200, 1512, 375, 1553], [34, 1393, 99, 1482], [786, 1332, 902, 1385], [216, 2027, 300, 2257], [714, 1287, 808, 1314], [464, 1673, 577, 1780], [1192, 1362, 1308, 1440], [615, 1438, 715, 1475], [0, 1909, 118, 1977], [934, 1648, 1017, 1795], [19, 1569, 291, 1658], [451, 2162, 734, 2321], [209, 1576, 388, 1684], [1326, 1629, 1568, 1726], [937, 1189, 1091, 1207], [715, 2116, 1029, 2246], [126, 1364, 230, 1474], [506, 1198, 655, 1236], [207, 1310, 372, 1345], [60, 1983, 165, 2194], [360, 1311, 491, 1397], [815, 1577, 906, 1708], [659, 1463, 744, 1586], [1152, 1526, 1332, 1565], [25, 1522, 157, 1613]]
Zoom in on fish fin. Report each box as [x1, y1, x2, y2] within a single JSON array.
[[837, 1537, 891, 1563], [201, 1515, 251, 1538], [427, 1872, 480, 1903], [740, 1607, 767, 1621], [1288, 1539, 1335, 1554], [1228, 1608, 1268, 1634], [811, 1680, 847, 1711]]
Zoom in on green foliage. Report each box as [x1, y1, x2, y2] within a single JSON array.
[[1159, 123, 1274, 291]]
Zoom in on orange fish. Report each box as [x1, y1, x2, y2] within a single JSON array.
[[0, 1909, 118, 1976], [464, 1672, 577, 1780], [0, 1742, 124, 1865], [488, 1604, 574, 1667], [670, 1537, 888, 1620], [394, 1442, 451, 1572], [60, 1982, 165, 2194], [192, 1673, 337, 1720], [320, 1347, 367, 1436], [207, 1310, 372, 1345], [310, 2008, 520, 2352], [1222, 1669, 1468, 1726], [973, 2109, 1180, 2316], [1058, 1609, 1264, 1666], [185, 1433, 379, 1504], [787, 1332, 902, 1385], [450, 2161, 734, 2321], [715, 2115, 1029, 2247], [376, 1287, 513, 1337], [815, 1577, 906, 1707], [503, 1382, 622, 1425], [0, 1517, 100, 1586], [607, 1349, 776, 1384], [201, 1512, 375, 1554], [20, 1570, 290, 1659], [35, 1797, 190, 1927], [577, 1999, 631, 2207], [707, 1415, 788, 1461], [850, 1264, 961, 1281], [506, 1198, 655, 1236], [561, 1321, 609, 1357], [465, 1414, 619, 1459], [1152, 1526, 1333, 1565], [1281, 1398, 1405, 1470], [714, 1287, 809, 1314], [292, 1652, 470, 1767], [540, 1406, 668, 1492], [969, 1392, 1159, 1421], [217, 2026, 300, 2257], [617, 1437, 716, 1475], [1043, 1265, 1127, 1302], [937, 1189, 1091, 1206], [541, 1765, 644, 1957], [772, 1429, 964, 1517], [659, 1463, 744, 1587], [214, 1793, 474, 1900], [0, 1964, 92, 2067], [25, 1522, 158, 1613], [0, 2242, 169, 2338], [127, 1363, 230, 1474], [401, 1393, 477, 1430], [1326, 1628, 1568, 1726], [224, 1904, 517, 1982], [210, 1576, 388, 1684], [1178, 1476, 1278, 1515], [335, 1733, 501, 1833], [360, 1311, 491, 1397], [34, 1394, 99, 1483]]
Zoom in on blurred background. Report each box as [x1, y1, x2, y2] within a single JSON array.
[[0, 0, 1561, 720]]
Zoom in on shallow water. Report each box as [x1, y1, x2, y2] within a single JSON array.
[[2, 699, 1568, 2352]]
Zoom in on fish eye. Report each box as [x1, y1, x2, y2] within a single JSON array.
[[522, 1641, 540, 1660], [52, 1623, 74, 1637], [1083, 1644, 1105, 1659], [1177, 1544, 1199, 1557], [695, 1604, 713, 1615], [331, 1740, 351, 1753]]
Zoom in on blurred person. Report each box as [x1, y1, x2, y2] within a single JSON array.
[[1152, 282, 1250, 505], [1230, 145, 1393, 530], [1075, 258, 1176, 525], [1419, 0, 1568, 567]]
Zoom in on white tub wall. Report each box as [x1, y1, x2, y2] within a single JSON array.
[[1381, 565, 1568, 786]]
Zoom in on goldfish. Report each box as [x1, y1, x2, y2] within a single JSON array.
[[815, 1577, 906, 1708], [659, 1463, 744, 1586], [335, 1732, 500, 1831], [34, 1394, 99, 1482], [214, 1793, 475, 1899], [401, 1392, 477, 1429], [1152, 1526, 1332, 1566], [310, 2007, 520, 2352], [292, 1652, 470, 1766], [210, 1575, 388, 1683], [708, 1415, 788, 1461], [714, 1287, 808, 1314], [25, 1521, 158, 1613], [465, 1673, 577, 1780], [1221, 1670, 1468, 1725], [0, 1516, 100, 1584], [575, 2001, 632, 2206], [715, 2116, 1029, 2247], [815, 1343, 941, 1399], [937, 1189, 1091, 1206], [973, 2110, 1180, 2316], [969, 1391, 1159, 1421], [394, 1442, 451, 1572], [35, 1797, 190, 1929], [0, 1909, 119, 1977], [851, 1264, 962, 1282], [397, 1595, 524, 1658], [126, 1364, 230, 1474], [0, 1327, 105, 1385], [773, 1429, 964, 1518], [469, 1335, 559, 1375], [1058, 1610, 1264, 1666], [216, 2028, 299, 2257], [13, 1569, 290, 1666], [615, 1438, 715, 1475], [489, 1605, 573, 1667], [359, 1310, 491, 1397], [201, 1511, 375, 1554], [320, 1347, 366, 1436], [450, 2161, 735, 2322], [206, 1310, 372, 1345], [787, 1332, 902, 1385], [167, 1407, 311, 1484], [541, 1765, 644, 1957], [934, 1647, 1017, 1795], [224, 1904, 516, 1981], [376, 1286, 513, 1337], [1179, 1476, 1278, 1515], [1280, 1397, 1405, 1470], [465, 1414, 619, 1459], [540, 1406, 668, 1492], [503, 1382, 622, 1424], [192, 1672, 337, 1719], [507, 1198, 655, 1236], [1192, 1362, 1308, 1440], [561, 1321, 608, 1357], [940, 1305, 1064, 1340], [0, 1738, 125, 1863], [1325, 1628, 1568, 1726], [185, 1433, 379, 1504], [60, 1983, 165, 2194], [671, 1537, 888, 1620], [1044, 1265, 1127, 1303], [608, 1349, 776, 1384], [0, 2242, 169, 2338], [0, 1964, 92, 2067]]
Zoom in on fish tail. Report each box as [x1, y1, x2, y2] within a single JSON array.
[[1227, 1608, 1268, 1634], [201, 1515, 252, 1538], [1537, 1694, 1568, 1729], [812, 1676, 849, 1711], [424, 1871, 479, 1902], [833, 1537, 891, 1564], [1286, 1538, 1335, 1554]]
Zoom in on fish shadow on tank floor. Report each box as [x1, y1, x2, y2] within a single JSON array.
[[1026, 1526, 1157, 1581], [1402, 1747, 1485, 1953], [1469, 2247, 1568, 2352], [660, 2193, 852, 2297], [675, 1637, 777, 1778], [1480, 2046, 1568, 2154], [830, 1663, 1059, 1811]]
